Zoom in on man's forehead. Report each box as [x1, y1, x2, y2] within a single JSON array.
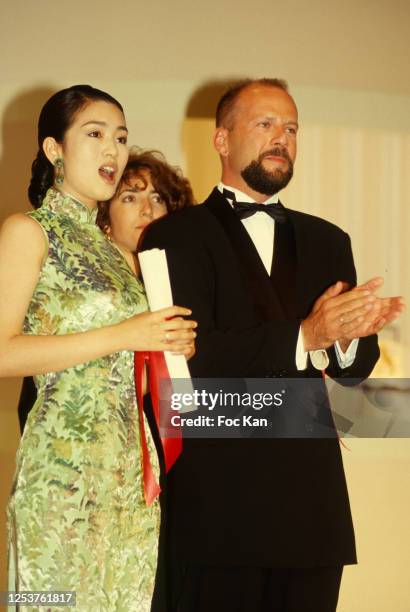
[[235, 85, 297, 116]]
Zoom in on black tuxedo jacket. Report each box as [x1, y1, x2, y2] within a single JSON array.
[[142, 187, 380, 575]]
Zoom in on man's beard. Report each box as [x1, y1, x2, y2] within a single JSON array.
[[241, 147, 294, 196]]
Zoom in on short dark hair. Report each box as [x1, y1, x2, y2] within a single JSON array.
[[97, 148, 194, 234], [216, 78, 289, 129], [29, 85, 124, 208]]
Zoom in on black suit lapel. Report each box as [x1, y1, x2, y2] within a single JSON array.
[[286, 208, 320, 319], [204, 188, 287, 321], [270, 208, 298, 320]]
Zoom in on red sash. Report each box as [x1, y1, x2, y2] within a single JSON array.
[[134, 351, 183, 505]]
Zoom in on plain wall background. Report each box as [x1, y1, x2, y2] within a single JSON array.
[[1, 1, 409, 610]]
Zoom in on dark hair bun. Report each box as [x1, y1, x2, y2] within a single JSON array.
[[28, 149, 54, 208]]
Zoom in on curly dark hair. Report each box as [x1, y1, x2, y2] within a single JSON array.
[[97, 148, 195, 233]]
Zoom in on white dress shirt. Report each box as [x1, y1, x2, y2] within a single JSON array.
[[218, 182, 358, 371]]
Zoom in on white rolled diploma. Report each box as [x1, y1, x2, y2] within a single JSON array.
[[138, 248, 195, 412]]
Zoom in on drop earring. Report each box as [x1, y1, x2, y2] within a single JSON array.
[[54, 157, 64, 185], [104, 225, 112, 241]]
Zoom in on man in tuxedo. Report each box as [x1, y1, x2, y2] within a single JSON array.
[[141, 79, 402, 612]]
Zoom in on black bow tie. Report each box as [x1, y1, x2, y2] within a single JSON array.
[[223, 188, 286, 224]]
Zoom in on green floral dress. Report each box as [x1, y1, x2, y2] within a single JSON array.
[[7, 188, 159, 611]]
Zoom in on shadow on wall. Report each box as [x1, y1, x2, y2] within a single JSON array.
[[0, 85, 57, 223], [182, 78, 241, 202], [185, 79, 235, 119]]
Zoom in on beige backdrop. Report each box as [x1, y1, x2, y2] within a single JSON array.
[[1, 1, 410, 610]]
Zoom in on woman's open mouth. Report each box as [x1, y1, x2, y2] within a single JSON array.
[[98, 164, 117, 184]]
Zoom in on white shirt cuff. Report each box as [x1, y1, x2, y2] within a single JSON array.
[[309, 349, 330, 370], [296, 326, 316, 370], [296, 327, 358, 372], [296, 325, 308, 370], [335, 338, 359, 368], [297, 325, 331, 371]]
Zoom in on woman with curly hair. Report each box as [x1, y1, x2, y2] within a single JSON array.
[[97, 148, 195, 274]]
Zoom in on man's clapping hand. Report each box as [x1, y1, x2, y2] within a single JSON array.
[[301, 276, 405, 352]]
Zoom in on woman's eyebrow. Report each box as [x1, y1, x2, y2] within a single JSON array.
[[118, 187, 138, 195], [80, 120, 128, 132]]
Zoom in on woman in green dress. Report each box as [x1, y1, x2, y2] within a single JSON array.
[[17, 149, 195, 432], [0, 85, 196, 611]]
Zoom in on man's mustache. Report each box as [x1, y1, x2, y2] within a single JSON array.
[[260, 147, 292, 164]]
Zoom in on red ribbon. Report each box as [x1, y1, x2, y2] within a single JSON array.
[[134, 351, 183, 505]]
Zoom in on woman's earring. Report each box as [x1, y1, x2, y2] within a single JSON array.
[[54, 157, 64, 185], [104, 225, 112, 241]]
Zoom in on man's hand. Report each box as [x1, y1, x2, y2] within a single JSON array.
[[301, 277, 405, 352], [337, 277, 405, 348]]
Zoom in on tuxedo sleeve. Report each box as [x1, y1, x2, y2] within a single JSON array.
[[324, 232, 380, 384], [140, 212, 300, 378]]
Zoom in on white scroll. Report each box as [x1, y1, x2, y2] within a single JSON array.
[[138, 248, 195, 410]]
